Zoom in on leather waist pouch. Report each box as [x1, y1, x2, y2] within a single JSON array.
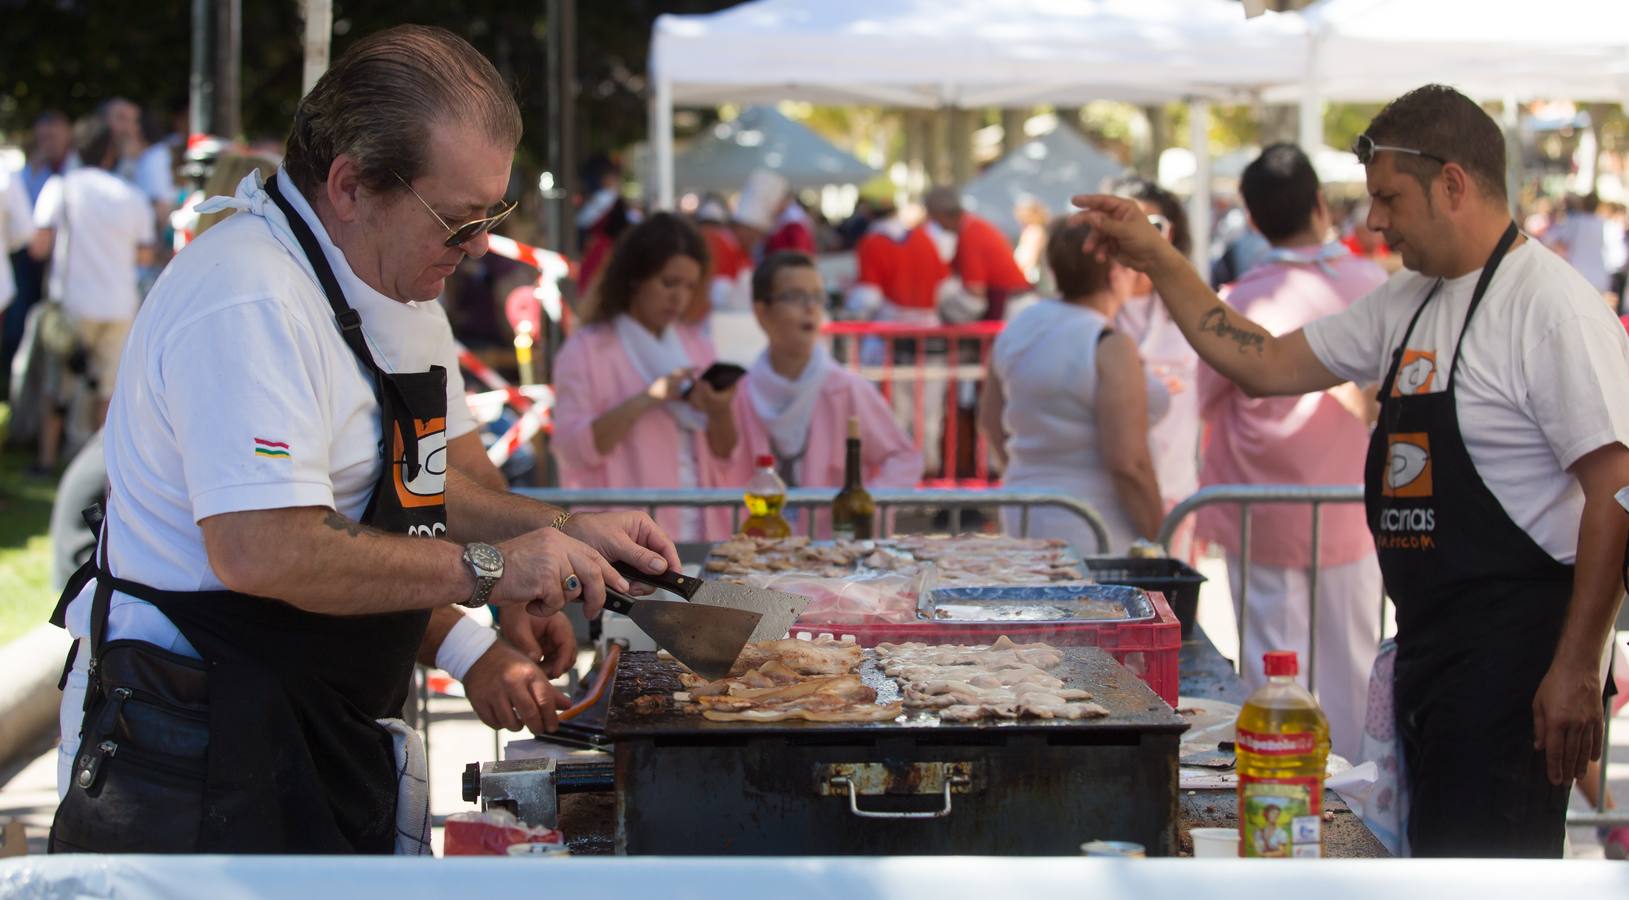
[[50, 640, 210, 854]]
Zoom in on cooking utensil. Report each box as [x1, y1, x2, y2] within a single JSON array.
[[602, 590, 760, 680], [612, 562, 809, 643]]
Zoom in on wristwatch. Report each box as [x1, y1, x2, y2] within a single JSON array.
[[460, 542, 504, 609]]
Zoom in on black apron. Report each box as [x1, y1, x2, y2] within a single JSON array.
[[1364, 223, 1574, 858], [48, 176, 450, 854]]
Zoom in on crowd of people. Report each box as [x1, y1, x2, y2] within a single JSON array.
[[5, 17, 1624, 863], [3, 101, 183, 475]]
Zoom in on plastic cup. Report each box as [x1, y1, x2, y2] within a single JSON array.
[[1189, 827, 1239, 858]]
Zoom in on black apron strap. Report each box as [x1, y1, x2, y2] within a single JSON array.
[[263, 176, 384, 376], [263, 175, 429, 482], [1379, 282, 1439, 392], [1445, 222, 1521, 388]]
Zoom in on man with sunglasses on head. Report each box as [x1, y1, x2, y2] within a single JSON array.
[[1075, 84, 1629, 857], [47, 25, 682, 855]]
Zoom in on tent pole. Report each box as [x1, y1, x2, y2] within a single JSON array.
[[1299, 31, 1323, 152], [1187, 98, 1213, 275], [1502, 93, 1521, 212], [651, 76, 675, 211], [1298, 88, 1322, 153]]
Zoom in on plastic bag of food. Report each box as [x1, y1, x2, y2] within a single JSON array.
[[443, 808, 565, 856], [766, 567, 937, 626]]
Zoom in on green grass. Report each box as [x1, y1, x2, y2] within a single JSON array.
[[0, 407, 57, 647]]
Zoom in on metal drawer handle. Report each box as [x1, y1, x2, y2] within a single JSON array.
[[831, 775, 970, 820]]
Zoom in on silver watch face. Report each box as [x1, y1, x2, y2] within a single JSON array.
[[466, 543, 503, 575]]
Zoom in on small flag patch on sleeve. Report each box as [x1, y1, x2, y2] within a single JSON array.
[[253, 437, 291, 459]]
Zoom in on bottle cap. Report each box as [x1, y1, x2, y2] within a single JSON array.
[[755, 454, 775, 468], [847, 416, 860, 439], [1263, 650, 1298, 677]]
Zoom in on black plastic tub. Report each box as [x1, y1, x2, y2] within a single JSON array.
[[1083, 557, 1207, 638]]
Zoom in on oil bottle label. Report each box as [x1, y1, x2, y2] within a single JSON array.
[[1238, 776, 1322, 858], [1236, 729, 1316, 756]]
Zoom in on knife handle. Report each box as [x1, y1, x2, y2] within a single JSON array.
[[612, 561, 700, 600], [600, 589, 635, 617]]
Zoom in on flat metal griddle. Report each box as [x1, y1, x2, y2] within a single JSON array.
[[606, 645, 1187, 739]]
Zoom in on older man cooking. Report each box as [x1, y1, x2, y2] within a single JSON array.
[[48, 25, 680, 855]]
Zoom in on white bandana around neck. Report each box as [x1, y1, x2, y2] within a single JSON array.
[[197, 167, 424, 371], [614, 313, 707, 431], [747, 345, 833, 464], [1258, 240, 1350, 277]]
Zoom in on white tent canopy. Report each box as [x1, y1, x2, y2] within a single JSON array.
[[1158, 144, 1367, 194], [1272, 0, 1629, 150], [649, 0, 1308, 266], [651, 0, 1306, 110], [962, 127, 1129, 240], [673, 106, 878, 193]]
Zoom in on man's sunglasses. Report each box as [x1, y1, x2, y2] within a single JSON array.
[[392, 170, 517, 247], [1352, 134, 1448, 167]]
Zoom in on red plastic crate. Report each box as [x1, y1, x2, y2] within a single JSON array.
[[795, 591, 1182, 708]]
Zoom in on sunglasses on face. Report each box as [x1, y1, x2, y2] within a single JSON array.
[[1352, 134, 1448, 168], [391, 170, 517, 248]]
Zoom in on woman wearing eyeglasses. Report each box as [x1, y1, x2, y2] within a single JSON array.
[[714, 251, 922, 532], [552, 212, 739, 542]]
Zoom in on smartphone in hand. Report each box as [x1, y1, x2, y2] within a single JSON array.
[[683, 362, 747, 398]]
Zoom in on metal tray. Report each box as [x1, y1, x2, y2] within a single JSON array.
[[925, 582, 1154, 623]]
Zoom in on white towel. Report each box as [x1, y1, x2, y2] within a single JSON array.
[[747, 345, 833, 465], [613, 313, 707, 432], [380, 717, 432, 856]]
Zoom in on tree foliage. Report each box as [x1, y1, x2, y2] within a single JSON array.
[[0, 0, 737, 174]]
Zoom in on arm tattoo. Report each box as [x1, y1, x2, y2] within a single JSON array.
[[1198, 308, 1266, 355], [323, 510, 372, 538]]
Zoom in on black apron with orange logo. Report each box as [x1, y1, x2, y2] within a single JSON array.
[[48, 176, 448, 854], [1363, 223, 1573, 857]]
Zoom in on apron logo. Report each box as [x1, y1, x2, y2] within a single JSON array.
[[392, 417, 447, 509], [1392, 350, 1437, 396], [1383, 433, 1432, 497], [253, 437, 291, 460]]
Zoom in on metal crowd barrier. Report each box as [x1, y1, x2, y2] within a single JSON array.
[[822, 321, 1004, 488], [1156, 484, 1371, 692], [1155, 483, 1625, 829], [513, 487, 1112, 554]]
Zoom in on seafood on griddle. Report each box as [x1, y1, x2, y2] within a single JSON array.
[[877, 636, 1109, 721]]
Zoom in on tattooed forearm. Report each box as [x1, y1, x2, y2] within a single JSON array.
[[1197, 308, 1266, 355], [323, 510, 374, 538]]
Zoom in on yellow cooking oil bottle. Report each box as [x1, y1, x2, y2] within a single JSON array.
[[741, 454, 791, 539], [1235, 650, 1330, 858]]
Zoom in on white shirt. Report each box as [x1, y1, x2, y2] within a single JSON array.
[[0, 164, 35, 312], [1545, 212, 1610, 291], [1305, 240, 1629, 563], [993, 299, 1168, 552], [56, 168, 491, 793], [34, 167, 154, 321], [63, 167, 477, 652]]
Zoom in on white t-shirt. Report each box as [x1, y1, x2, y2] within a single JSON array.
[[1305, 239, 1629, 563], [35, 167, 154, 321], [1545, 213, 1610, 291], [0, 164, 35, 311], [62, 167, 478, 656]]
